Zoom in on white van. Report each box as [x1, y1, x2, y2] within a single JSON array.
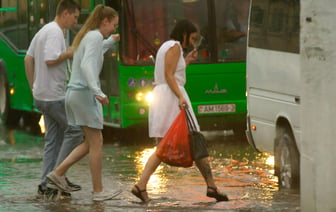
[[245, 0, 300, 190]]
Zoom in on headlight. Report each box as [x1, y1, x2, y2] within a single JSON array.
[[135, 92, 144, 101], [145, 92, 153, 104], [135, 91, 154, 104]]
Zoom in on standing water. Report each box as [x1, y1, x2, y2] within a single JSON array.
[[0, 125, 300, 211]]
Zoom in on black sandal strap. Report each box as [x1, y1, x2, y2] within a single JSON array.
[[207, 186, 217, 191], [206, 186, 229, 202], [135, 185, 146, 193]]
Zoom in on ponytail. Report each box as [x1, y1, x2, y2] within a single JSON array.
[[72, 4, 118, 49]]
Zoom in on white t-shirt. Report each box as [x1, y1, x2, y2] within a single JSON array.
[[27, 21, 67, 101]]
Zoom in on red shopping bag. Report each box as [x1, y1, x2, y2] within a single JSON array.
[[156, 109, 193, 167]]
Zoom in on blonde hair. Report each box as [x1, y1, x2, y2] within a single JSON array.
[[72, 4, 118, 49]]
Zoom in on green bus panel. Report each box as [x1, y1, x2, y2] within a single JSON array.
[[0, 39, 34, 113]]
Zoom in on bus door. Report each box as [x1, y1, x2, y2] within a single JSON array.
[[101, 47, 120, 127], [95, 0, 120, 128]]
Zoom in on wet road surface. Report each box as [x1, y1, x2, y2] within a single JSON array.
[[0, 125, 300, 211]]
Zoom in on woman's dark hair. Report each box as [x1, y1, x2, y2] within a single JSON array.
[[170, 19, 198, 46]]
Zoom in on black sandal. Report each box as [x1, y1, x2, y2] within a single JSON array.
[[206, 186, 229, 202], [131, 185, 150, 202]]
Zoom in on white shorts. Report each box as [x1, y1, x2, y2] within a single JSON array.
[[65, 89, 103, 129]]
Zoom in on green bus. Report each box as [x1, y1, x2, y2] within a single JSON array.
[[0, 0, 248, 136]]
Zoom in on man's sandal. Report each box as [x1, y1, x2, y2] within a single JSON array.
[[206, 186, 229, 202], [131, 185, 150, 202]]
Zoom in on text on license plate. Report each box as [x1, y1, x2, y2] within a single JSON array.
[[198, 104, 236, 114]]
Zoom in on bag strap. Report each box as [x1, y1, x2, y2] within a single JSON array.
[[185, 107, 197, 132]]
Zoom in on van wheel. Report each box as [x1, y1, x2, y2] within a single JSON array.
[[275, 128, 300, 190]]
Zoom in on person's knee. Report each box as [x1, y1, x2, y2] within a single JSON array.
[[88, 138, 103, 152]]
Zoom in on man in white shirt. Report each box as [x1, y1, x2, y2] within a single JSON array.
[[24, 0, 82, 197]]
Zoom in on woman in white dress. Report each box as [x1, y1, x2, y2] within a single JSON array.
[[46, 5, 122, 202], [131, 19, 229, 203]]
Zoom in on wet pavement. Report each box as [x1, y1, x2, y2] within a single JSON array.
[[0, 125, 300, 212]]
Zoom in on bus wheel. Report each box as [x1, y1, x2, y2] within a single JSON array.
[[22, 112, 42, 135], [0, 68, 20, 126], [275, 128, 300, 190]]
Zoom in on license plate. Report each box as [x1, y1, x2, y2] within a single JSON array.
[[198, 104, 236, 114]]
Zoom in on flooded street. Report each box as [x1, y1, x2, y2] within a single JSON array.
[[0, 125, 300, 211]]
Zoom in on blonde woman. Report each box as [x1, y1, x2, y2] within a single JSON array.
[[46, 5, 121, 201]]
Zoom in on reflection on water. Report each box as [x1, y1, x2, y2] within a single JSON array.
[[108, 135, 281, 204], [209, 143, 277, 186], [8, 129, 15, 145], [91, 201, 106, 212], [135, 147, 156, 172], [0, 125, 300, 211], [0, 126, 43, 164], [133, 147, 168, 194]]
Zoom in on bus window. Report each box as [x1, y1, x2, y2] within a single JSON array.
[[121, 0, 166, 65], [101, 48, 120, 97], [248, 0, 299, 53], [56, 0, 93, 10], [121, 0, 210, 65], [177, 0, 209, 63], [69, 0, 94, 44], [217, 0, 250, 62], [105, 0, 121, 11], [77, 0, 90, 9], [27, 0, 51, 42], [0, 0, 28, 50]]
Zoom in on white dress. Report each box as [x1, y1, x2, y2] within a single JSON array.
[[148, 40, 200, 138]]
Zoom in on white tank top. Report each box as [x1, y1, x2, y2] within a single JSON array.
[[153, 40, 186, 86]]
